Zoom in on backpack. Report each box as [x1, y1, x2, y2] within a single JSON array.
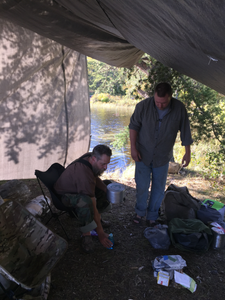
[[197, 199, 225, 224], [168, 218, 213, 252], [161, 184, 202, 222]]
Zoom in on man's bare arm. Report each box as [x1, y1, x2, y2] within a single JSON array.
[[91, 197, 112, 248], [182, 145, 191, 167]]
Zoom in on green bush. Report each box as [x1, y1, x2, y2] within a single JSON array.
[[91, 93, 110, 103], [98, 93, 110, 103], [111, 126, 129, 149]]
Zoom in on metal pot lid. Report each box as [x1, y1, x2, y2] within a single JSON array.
[[107, 183, 125, 192]]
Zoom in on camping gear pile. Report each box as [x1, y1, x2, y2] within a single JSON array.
[[0, 199, 68, 300], [145, 184, 225, 252], [152, 255, 197, 292], [145, 185, 225, 292]]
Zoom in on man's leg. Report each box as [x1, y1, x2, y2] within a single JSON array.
[[61, 194, 96, 252], [95, 180, 112, 227], [95, 180, 112, 213], [135, 161, 151, 219], [146, 162, 169, 221], [62, 193, 97, 233]]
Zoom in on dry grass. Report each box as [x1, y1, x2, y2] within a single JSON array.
[[102, 169, 225, 204]]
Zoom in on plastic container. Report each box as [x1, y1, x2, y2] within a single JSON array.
[[107, 233, 114, 249]]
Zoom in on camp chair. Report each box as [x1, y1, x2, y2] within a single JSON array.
[[35, 163, 77, 240], [0, 199, 68, 299]]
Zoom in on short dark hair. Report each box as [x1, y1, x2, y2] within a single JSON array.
[[154, 82, 172, 97], [92, 144, 112, 160]]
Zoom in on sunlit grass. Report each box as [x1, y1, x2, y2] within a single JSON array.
[[121, 163, 135, 179], [101, 139, 224, 181], [173, 137, 223, 179], [101, 163, 135, 181], [101, 168, 121, 181], [90, 94, 138, 108], [102, 139, 224, 181]]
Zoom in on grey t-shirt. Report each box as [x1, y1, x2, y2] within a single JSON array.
[[156, 105, 170, 129]]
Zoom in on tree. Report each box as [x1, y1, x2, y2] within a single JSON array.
[[87, 57, 126, 96], [124, 54, 225, 177], [88, 54, 225, 177], [125, 54, 183, 98]]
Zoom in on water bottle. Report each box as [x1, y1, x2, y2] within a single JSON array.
[[107, 233, 114, 249]]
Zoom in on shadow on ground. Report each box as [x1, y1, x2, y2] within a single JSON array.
[[1, 175, 225, 300], [25, 177, 225, 300]]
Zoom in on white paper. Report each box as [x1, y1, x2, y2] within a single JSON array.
[[174, 271, 190, 288], [174, 271, 197, 293]]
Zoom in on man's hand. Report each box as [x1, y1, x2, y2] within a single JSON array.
[[130, 129, 141, 161], [131, 147, 142, 162], [91, 197, 113, 248], [97, 231, 113, 248], [182, 145, 191, 167]]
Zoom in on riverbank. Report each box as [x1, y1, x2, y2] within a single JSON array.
[[90, 93, 138, 108], [90, 98, 224, 181], [102, 168, 225, 203]]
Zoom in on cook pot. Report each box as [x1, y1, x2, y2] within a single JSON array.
[[211, 229, 225, 249], [107, 183, 125, 204]]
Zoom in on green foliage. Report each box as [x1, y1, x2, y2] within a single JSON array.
[[88, 54, 225, 179], [173, 136, 224, 179], [91, 93, 110, 103], [125, 55, 183, 99], [87, 57, 126, 96], [90, 94, 138, 107], [126, 54, 225, 179], [177, 82, 225, 176], [111, 126, 129, 149], [203, 151, 225, 179]]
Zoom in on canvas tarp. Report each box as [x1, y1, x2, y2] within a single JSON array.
[[1, 0, 225, 95], [0, 21, 90, 180], [1, 0, 225, 180]]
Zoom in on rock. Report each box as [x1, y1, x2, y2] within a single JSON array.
[[0, 180, 31, 206]]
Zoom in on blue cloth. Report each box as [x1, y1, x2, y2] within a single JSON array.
[[135, 161, 169, 220]]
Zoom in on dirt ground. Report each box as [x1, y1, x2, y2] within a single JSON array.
[[7, 171, 225, 300]]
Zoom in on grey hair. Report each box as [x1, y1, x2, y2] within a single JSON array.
[[92, 144, 112, 160]]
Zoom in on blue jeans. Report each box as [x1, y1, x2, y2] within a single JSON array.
[[135, 161, 169, 221]]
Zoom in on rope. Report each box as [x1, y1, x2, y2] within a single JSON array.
[[61, 46, 69, 167]]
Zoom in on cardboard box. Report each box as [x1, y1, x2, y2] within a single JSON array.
[[157, 271, 170, 286]]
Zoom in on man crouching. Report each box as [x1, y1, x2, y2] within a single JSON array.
[[54, 144, 113, 253]]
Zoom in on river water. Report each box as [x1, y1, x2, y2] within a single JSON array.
[[89, 105, 135, 173]]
